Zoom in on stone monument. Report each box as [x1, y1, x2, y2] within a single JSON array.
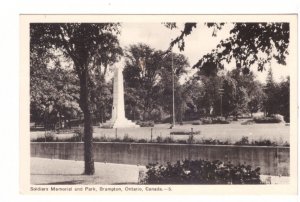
[[104, 64, 139, 128]]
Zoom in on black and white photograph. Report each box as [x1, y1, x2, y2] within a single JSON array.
[[20, 14, 297, 194]]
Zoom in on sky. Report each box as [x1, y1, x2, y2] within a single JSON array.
[[116, 22, 290, 83]]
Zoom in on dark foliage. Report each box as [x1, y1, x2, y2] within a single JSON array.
[[170, 131, 201, 135], [188, 23, 290, 72], [143, 160, 262, 184], [137, 139, 148, 143], [253, 115, 284, 123], [136, 121, 155, 127], [122, 134, 136, 142], [33, 131, 55, 142], [32, 133, 289, 147], [201, 117, 213, 124], [200, 117, 230, 124], [234, 136, 250, 145], [31, 23, 123, 175], [200, 138, 230, 145]]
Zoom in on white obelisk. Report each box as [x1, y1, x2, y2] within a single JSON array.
[[106, 64, 139, 128]]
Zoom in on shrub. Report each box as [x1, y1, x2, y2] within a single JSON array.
[[73, 127, 83, 141], [137, 121, 155, 127], [234, 136, 279, 146], [161, 116, 172, 124], [192, 121, 201, 125], [177, 139, 188, 144], [252, 139, 276, 146], [241, 120, 254, 125], [212, 117, 230, 124], [110, 137, 122, 142], [235, 136, 250, 145], [32, 131, 56, 142], [142, 160, 262, 184], [156, 136, 163, 143], [228, 117, 238, 121], [138, 139, 148, 143], [200, 117, 230, 124], [100, 124, 113, 129], [201, 117, 212, 124], [30, 132, 289, 147], [94, 135, 109, 142], [122, 134, 135, 142], [65, 135, 80, 142], [199, 138, 230, 145], [160, 137, 175, 143], [253, 115, 284, 124], [187, 135, 195, 144], [69, 119, 84, 127], [36, 131, 55, 142], [170, 130, 201, 135]]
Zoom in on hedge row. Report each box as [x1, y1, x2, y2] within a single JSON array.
[[32, 133, 289, 147]]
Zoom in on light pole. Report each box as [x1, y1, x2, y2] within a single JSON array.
[[219, 88, 224, 117], [263, 86, 267, 117], [163, 47, 176, 128]]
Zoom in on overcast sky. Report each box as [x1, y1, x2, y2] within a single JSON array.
[[117, 22, 290, 83]]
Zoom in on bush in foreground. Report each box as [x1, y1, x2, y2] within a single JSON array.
[[143, 160, 262, 184]]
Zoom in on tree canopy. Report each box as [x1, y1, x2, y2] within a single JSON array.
[[167, 22, 289, 74], [30, 23, 123, 175]]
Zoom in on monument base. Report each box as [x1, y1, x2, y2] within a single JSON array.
[[101, 118, 140, 128]]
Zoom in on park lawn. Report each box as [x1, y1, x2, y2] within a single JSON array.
[[30, 122, 290, 144]]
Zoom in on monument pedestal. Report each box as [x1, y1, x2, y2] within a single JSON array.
[[102, 64, 139, 128]]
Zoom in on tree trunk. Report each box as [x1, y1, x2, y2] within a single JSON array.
[[79, 68, 95, 175], [83, 106, 94, 175]]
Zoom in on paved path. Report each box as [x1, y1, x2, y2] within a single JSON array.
[[31, 158, 146, 185]]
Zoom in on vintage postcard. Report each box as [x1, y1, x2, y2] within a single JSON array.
[[20, 14, 297, 194]]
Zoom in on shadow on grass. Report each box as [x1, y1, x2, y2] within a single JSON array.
[[35, 180, 84, 185], [112, 182, 139, 185], [31, 173, 83, 176], [30, 127, 46, 132]]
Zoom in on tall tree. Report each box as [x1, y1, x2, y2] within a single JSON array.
[[194, 68, 265, 118], [30, 41, 81, 129], [158, 52, 189, 121], [196, 75, 222, 116], [247, 81, 265, 117], [30, 23, 122, 175], [264, 68, 279, 116], [124, 43, 189, 121], [278, 77, 290, 122], [177, 79, 202, 121], [123, 44, 162, 120]]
